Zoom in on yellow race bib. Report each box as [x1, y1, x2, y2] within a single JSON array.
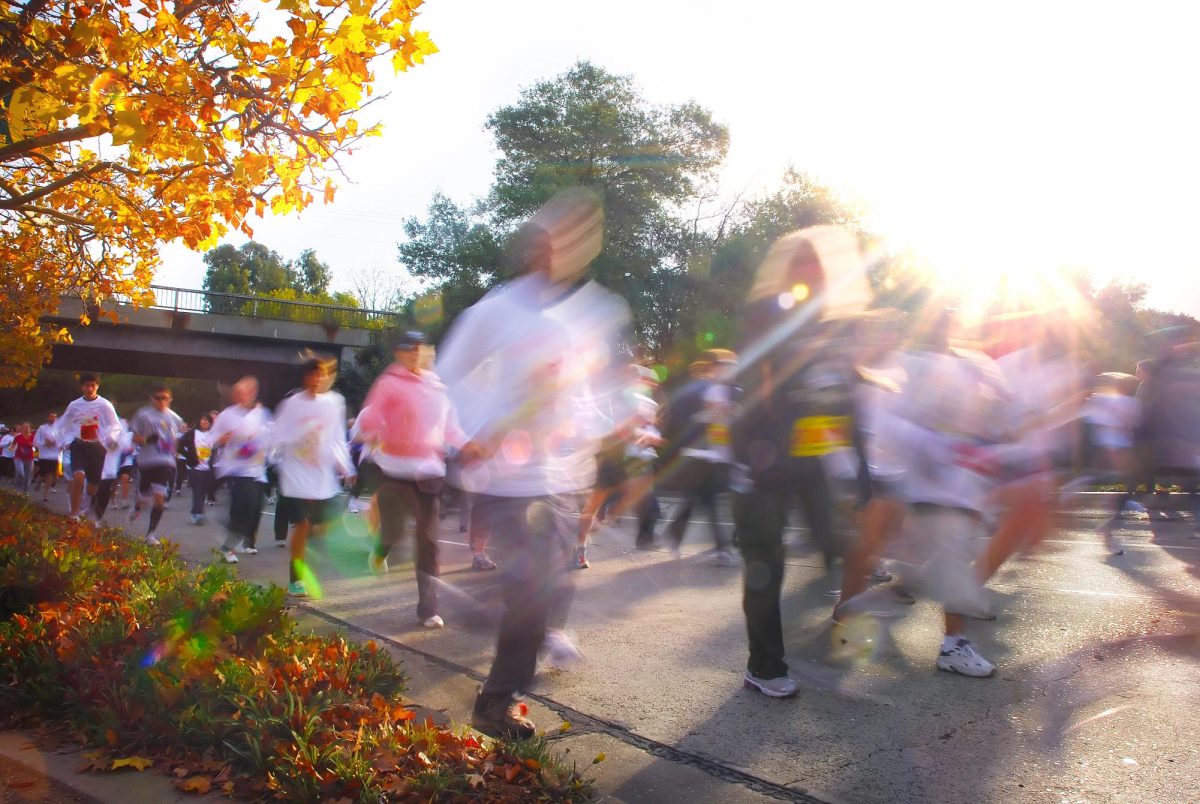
[[706, 423, 730, 447], [790, 416, 850, 457]]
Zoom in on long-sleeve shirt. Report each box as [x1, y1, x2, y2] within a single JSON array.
[[129, 406, 184, 469], [437, 273, 598, 497], [34, 424, 63, 460], [271, 390, 353, 500], [57, 395, 121, 449], [356, 364, 467, 480]]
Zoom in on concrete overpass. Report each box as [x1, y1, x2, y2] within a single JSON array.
[[44, 286, 400, 404]]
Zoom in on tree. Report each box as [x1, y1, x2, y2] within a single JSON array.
[[1, 0, 436, 386], [398, 62, 729, 344]]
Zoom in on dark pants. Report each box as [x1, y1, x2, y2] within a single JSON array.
[[665, 457, 730, 550], [274, 494, 292, 543], [374, 476, 442, 620], [92, 479, 115, 518], [734, 458, 837, 681], [223, 476, 264, 550], [189, 469, 213, 516], [475, 494, 576, 701]]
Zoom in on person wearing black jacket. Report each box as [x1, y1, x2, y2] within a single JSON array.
[[732, 228, 873, 699], [178, 414, 216, 525]]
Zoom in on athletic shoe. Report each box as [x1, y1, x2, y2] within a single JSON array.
[[368, 553, 389, 575], [235, 545, 258, 555], [542, 630, 583, 669], [347, 502, 360, 514], [191, 515, 203, 525], [572, 545, 590, 570], [287, 581, 307, 597], [145, 534, 161, 547], [743, 673, 799, 698], [275, 540, 287, 548], [870, 566, 894, 583], [50, 488, 56, 494], [710, 549, 740, 567], [936, 638, 996, 678], [220, 550, 238, 564], [207, 499, 216, 506], [421, 614, 445, 629], [471, 694, 535, 741], [471, 553, 497, 571]]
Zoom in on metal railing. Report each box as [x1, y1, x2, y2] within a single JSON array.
[[119, 285, 401, 329]]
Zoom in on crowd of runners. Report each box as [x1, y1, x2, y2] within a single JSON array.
[[5, 190, 1200, 741]]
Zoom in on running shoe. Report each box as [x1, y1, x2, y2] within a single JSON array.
[[145, 534, 161, 547], [220, 550, 238, 563], [542, 630, 583, 669], [471, 695, 535, 741], [235, 545, 258, 555], [287, 581, 307, 597], [743, 673, 799, 698], [710, 549, 740, 567], [870, 566, 894, 583], [368, 553, 388, 575], [421, 614, 445, 629], [191, 515, 203, 526], [275, 540, 287, 548], [936, 638, 995, 678], [572, 545, 589, 570], [471, 553, 498, 571]]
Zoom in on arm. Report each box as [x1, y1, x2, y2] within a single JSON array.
[[329, 397, 354, 479]]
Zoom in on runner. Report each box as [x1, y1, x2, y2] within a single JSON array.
[[210, 376, 273, 563], [33, 412, 63, 501], [11, 423, 35, 493], [439, 191, 615, 740], [128, 386, 185, 545], [56, 373, 121, 520], [272, 356, 355, 597], [660, 352, 739, 565], [113, 426, 138, 510], [0, 427, 15, 485], [178, 414, 216, 525], [732, 227, 872, 698], [356, 330, 476, 627], [91, 419, 132, 520]]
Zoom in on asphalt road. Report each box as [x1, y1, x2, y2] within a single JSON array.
[[32, 486, 1200, 803]]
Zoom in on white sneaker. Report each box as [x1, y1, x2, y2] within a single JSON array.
[[235, 545, 259, 555], [936, 638, 995, 678], [220, 550, 238, 564], [542, 629, 584, 669], [145, 534, 161, 547], [421, 614, 444, 629], [743, 673, 799, 698]]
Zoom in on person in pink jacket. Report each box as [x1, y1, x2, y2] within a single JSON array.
[[356, 330, 477, 628]]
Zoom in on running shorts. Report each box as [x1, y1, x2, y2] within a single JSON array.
[[137, 465, 173, 497], [69, 439, 106, 485], [281, 496, 337, 525]]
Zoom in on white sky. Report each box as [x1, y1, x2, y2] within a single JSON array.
[[156, 0, 1200, 317]]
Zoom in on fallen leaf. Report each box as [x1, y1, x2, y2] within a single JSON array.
[[105, 729, 118, 747], [524, 758, 541, 771], [174, 767, 189, 778], [558, 721, 571, 734], [466, 773, 485, 788], [7, 778, 37, 789], [222, 781, 234, 794], [111, 756, 153, 772], [504, 764, 519, 782], [593, 753, 606, 764], [178, 776, 212, 795]]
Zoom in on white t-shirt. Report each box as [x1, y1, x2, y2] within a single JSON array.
[[210, 404, 273, 481], [1082, 392, 1141, 450], [0, 434, 14, 458], [272, 391, 353, 500], [102, 426, 132, 481], [193, 429, 215, 471]]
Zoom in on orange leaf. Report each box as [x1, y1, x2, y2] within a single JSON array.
[[178, 776, 212, 795], [111, 756, 153, 772]]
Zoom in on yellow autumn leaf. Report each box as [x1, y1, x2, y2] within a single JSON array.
[[111, 756, 154, 772]]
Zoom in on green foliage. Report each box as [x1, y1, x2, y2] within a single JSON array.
[[202, 241, 345, 316]]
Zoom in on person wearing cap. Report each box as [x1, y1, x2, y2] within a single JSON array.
[[355, 330, 474, 629]]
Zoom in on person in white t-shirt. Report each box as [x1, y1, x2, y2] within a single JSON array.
[[179, 414, 217, 525], [272, 357, 355, 597], [34, 412, 63, 501], [210, 376, 273, 562]]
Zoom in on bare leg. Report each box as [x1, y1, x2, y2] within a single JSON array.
[[290, 519, 312, 584], [69, 471, 86, 516], [838, 497, 905, 608]]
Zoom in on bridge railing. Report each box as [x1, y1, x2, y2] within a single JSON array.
[[123, 285, 401, 329]]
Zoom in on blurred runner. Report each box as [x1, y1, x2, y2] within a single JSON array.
[[272, 356, 355, 597], [178, 414, 216, 525], [33, 412, 62, 501], [128, 386, 185, 545], [211, 376, 273, 563]]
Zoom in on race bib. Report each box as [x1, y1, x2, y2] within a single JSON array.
[[197, 445, 212, 461], [790, 416, 850, 457], [706, 423, 730, 447]]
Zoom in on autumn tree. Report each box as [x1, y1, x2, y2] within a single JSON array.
[[0, 0, 436, 386]]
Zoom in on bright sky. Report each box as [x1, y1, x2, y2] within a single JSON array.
[[156, 0, 1200, 317]]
